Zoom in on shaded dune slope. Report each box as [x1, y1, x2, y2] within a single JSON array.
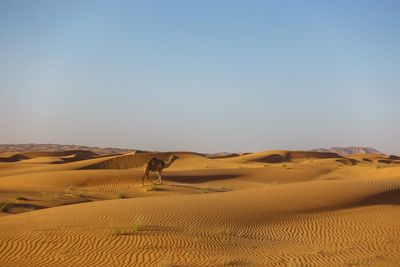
[[0, 150, 98, 163], [348, 154, 400, 165]]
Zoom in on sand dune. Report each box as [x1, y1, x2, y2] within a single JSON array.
[[0, 154, 30, 162], [80, 151, 240, 170], [348, 154, 400, 165], [0, 150, 99, 166], [1, 149, 400, 266], [221, 150, 342, 163]]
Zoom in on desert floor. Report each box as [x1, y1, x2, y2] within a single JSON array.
[[0, 150, 400, 266]]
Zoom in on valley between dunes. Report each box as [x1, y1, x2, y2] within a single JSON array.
[[1, 150, 400, 266]]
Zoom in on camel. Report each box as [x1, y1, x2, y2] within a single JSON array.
[[142, 155, 179, 186]]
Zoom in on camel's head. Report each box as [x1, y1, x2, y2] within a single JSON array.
[[170, 155, 179, 161]]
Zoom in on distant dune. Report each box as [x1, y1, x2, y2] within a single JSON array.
[[0, 143, 141, 155], [1, 147, 400, 266], [310, 146, 383, 156], [220, 150, 342, 163]]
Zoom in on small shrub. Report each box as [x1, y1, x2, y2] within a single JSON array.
[[117, 192, 126, 199], [65, 187, 81, 196], [0, 202, 8, 212], [132, 217, 144, 232], [73, 191, 84, 197], [146, 184, 158, 191], [283, 164, 292, 169], [113, 217, 145, 236], [16, 196, 29, 201], [113, 227, 125, 236], [199, 187, 210, 194]]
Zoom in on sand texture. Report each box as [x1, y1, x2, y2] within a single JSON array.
[[1, 150, 400, 266]]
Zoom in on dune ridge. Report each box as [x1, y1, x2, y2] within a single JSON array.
[[221, 150, 342, 163]]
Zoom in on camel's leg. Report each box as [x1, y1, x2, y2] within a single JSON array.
[[156, 171, 163, 184], [142, 165, 149, 186], [147, 172, 154, 184]]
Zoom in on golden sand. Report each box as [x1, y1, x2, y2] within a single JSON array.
[[0, 150, 399, 266]]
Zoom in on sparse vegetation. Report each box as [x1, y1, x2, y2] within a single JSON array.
[[50, 193, 60, 199], [39, 192, 59, 200], [72, 190, 84, 197], [283, 164, 292, 169], [146, 184, 159, 191], [132, 217, 144, 232], [112, 227, 125, 236], [65, 187, 86, 198], [117, 192, 127, 199], [199, 187, 210, 194], [67, 190, 84, 197], [112, 217, 145, 236], [0, 202, 8, 212], [65, 187, 75, 195]]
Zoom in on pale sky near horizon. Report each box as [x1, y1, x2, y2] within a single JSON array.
[[0, 0, 399, 154]]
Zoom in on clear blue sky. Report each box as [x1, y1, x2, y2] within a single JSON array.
[[0, 0, 399, 154]]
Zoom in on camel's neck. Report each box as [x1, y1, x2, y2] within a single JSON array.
[[163, 157, 175, 168]]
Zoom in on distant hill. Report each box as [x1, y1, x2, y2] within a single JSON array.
[[0, 144, 140, 155], [310, 147, 383, 156], [0, 144, 385, 157]]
